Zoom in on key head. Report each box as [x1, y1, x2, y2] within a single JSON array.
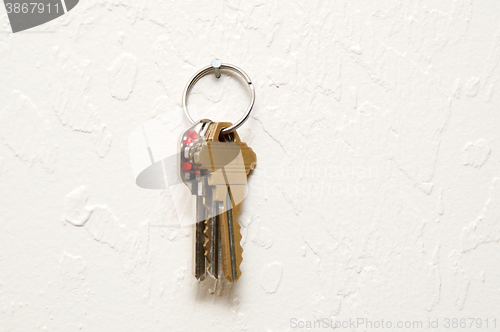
[[179, 120, 212, 186], [181, 129, 200, 174], [192, 122, 257, 205], [193, 122, 257, 175]]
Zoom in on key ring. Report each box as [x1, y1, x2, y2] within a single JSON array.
[[182, 59, 255, 134]]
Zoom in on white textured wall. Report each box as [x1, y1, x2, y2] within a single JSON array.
[[1, 0, 500, 331]]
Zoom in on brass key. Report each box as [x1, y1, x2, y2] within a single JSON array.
[[194, 122, 257, 282]]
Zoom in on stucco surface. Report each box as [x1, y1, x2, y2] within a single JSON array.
[[1, 0, 500, 331]]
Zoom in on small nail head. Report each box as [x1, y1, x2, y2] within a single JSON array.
[[211, 58, 222, 68]]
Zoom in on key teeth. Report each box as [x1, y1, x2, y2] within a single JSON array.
[[204, 218, 218, 279], [234, 215, 243, 282], [203, 219, 210, 269]]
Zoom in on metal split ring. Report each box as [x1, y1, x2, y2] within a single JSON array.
[[182, 59, 255, 134]]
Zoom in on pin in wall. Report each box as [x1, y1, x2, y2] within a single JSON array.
[[212, 59, 222, 79]]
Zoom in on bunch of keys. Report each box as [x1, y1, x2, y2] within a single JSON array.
[[180, 60, 257, 282]]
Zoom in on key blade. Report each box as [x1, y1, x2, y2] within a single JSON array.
[[218, 201, 233, 281], [194, 194, 206, 281], [204, 187, 219, 278]]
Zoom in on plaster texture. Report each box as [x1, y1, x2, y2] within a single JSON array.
[[1, 0, 500, 331]]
